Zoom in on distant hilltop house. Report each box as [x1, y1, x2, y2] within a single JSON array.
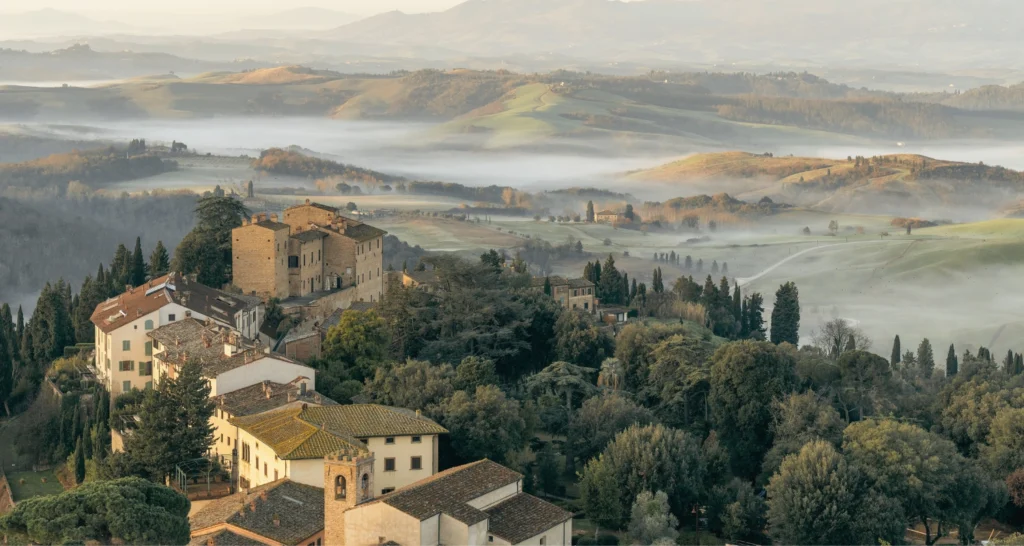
[[532, 276, 596, 313], [90, 272, 264, 396], [595, 209, 625, 224], [232, 199, 387, 304], [189, 457, 573, 546]]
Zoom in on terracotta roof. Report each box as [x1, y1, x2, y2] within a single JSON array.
[[288, 201, 338, 214], [404, 270, 439, 285], [189, 530, 264, 546], [90, 272, 254, 334], [254, 220, 290, 231], [300, 405, 448, 438], [342, 223, 387, 242], [567, 278, 594, 289], [218, 379, 337, 417], [372, 460, 522, 524], [291, 230, 327, 243], [189, 480, 324, 546], [148, 318, 299, 377], [485, 493, 573, 543], [232, 405, 445, 460], [596, 210, 620, 216]]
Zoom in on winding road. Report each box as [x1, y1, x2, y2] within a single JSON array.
[[736, 239, 903, 287]]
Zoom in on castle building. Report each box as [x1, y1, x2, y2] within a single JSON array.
[[232, 201, 386, 303], [90, 273, 263, 396]]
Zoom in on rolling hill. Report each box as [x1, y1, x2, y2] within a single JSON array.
[[629, 151, 1024, 216]]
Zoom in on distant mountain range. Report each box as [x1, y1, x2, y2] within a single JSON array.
[[325, 0, 1024, 69]]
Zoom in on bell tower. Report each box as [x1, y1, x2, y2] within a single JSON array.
[[324, 448, 375, 546]]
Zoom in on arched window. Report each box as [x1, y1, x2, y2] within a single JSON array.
[[335, 476, 347, 500], [360, 473, 370, 499], [144, 320, 154, 330]]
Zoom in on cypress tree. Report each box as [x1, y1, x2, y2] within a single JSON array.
[[732, 283, 741, 321], [946, 344, 958, 377], [701, 275, 718, 309], [696, 259, 703, 273], [1004, 350, 1015, 372], [593, 260, 602, 283], [891, 335, 901, 366], [621, 273, 629, 304], [745, 293, 766, 340], [148, 240, 170, 278], [917, 338, 935, 379], [132, 237, 146, 286], [718, 276, 731, 308], [684, 255, 693, 270], [722, 262, 728, 274], [82, 417, 93, 459], [74, 437, 86, 485], [0, 323, 10, 413], [630, 278, 638, 302], [586, 201, 595, 223], [1016, 354, 1024, 375], [770, 282, 800, 345], [111, 244, 131, 291], [711, 260, 719, 274], [542, 277, 552, 296]]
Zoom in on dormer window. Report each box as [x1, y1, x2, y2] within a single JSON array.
[[335, 475, 347, 500]]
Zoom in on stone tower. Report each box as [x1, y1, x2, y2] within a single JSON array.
[[324, 448, 375, 546]]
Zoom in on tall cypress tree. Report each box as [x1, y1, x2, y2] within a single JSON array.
[[684, 255, 693, 270], [586, 201, 595, 223], [131, 237, 146, 286], [73, 437, 86, 485], [700, 275, 718, 309], [0, 322, 10, 414], [732, 283, 741, 321], [946, 344, 958, 377], [917, 338, 935, 379], [630, 278, 638, 302], [745, 293, 766, 340], [770, 282, 800, 345], [891, 335, 902, 366], [1004, 350, 1016, 372], [542, 277, 552, 296], [718, 276, 731, 308]]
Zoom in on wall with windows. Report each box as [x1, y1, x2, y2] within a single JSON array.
[[236, 427, 290, 489], [364, 434, 437, 496], [354, 235, 384, 303]]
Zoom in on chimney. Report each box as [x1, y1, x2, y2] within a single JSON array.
[[305, 198, 311, 205], [260, 490, 267, 501], [270, 213, 279, 222], [272, 514, 281, 527], [249, 501, 256, 512], [207, 538, 216, 546], [251, 215, 260, 223], [302, 403, 308, 410], [185, 310, 192, 318], [415, 409, 422, 418]]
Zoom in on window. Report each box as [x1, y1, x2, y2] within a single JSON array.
[[411, 436, 421, 444], [303, 254, 306, 266], [385, 437, 395, 445], [123, 380, 132, 392], [381, 487, 395, 494], [540, 538, 546, 546], [140, 362, 152, 377], [119, 361, 135, 372], [410, 456, 422, 470], [264, 463, 267, 477], [256, 456, 260, 469], [242, 443, 250, 463], [220, 434, 224, 443], [488, 536, 494, 543], [227, 438, 231, 447], [335, 476, 347, 499], [144, 341, 152, 356], [122, 340, 130, 351], [274, 470, 278, 480], [168, 314, 176, 322], [144, 319, 154, 330], [145, 381, 152, 390], [384, 458, 396, 472], [288, 256, 299, 268]]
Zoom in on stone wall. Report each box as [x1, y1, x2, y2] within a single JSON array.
[[232, 224, 289, 299], [354, 235, 385, 303]]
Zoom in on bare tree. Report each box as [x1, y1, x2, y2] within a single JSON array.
[[812, 318, 872, 361]]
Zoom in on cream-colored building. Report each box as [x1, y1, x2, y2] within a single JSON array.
[[326, 456, 573, 546], [595, 209, 624, 224], [232, 405, 447, 494], [90, 273, 263, 396], [232, 201, 387, 303]]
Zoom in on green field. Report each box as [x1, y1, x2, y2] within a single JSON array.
[[6, 470, 63, 502]]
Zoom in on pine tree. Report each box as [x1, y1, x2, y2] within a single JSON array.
[[770, 282, 800, 345], [917, 338, 935, 379], [700, 275, 718, 309], [891, 335, 901, 366], [148, 241, 170, 278], [946, 344, 958, 377], [598, 255, 623, 305], [110, 244, 131, 292], [718, 276, 731, 309], [131, 237, 146, 287]]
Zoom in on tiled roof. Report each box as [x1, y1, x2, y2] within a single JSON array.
[[218, 379, 336, 417], [190, 480, 324, 546], [531, 276, 593, 289], [288, 201, 338, 213], [404, 270, 439, 285], [254, 220, 290, 231], [91, 272, 255, 334], [148, 319, 293, 377], [342, 223, 387, 242], [189, 529, 264, 546], [300, 405, 448, 438], [346, 301, 376, 313], [291, 230, 327, 243], [485, 493, 573, 543], [567, 278, 595, 289], [596, 210, 620, 216], [372, 460, 522, 524], [232, 405, 446, 460]]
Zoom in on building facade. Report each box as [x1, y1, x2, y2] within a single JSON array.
[[531, 276, 597, 313], [90, 273, 263, 396], [232, 201, 386, 303], [232, 405, 446, 494]]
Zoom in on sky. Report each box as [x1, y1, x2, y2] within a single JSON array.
[[3, 0, 466, 15]]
